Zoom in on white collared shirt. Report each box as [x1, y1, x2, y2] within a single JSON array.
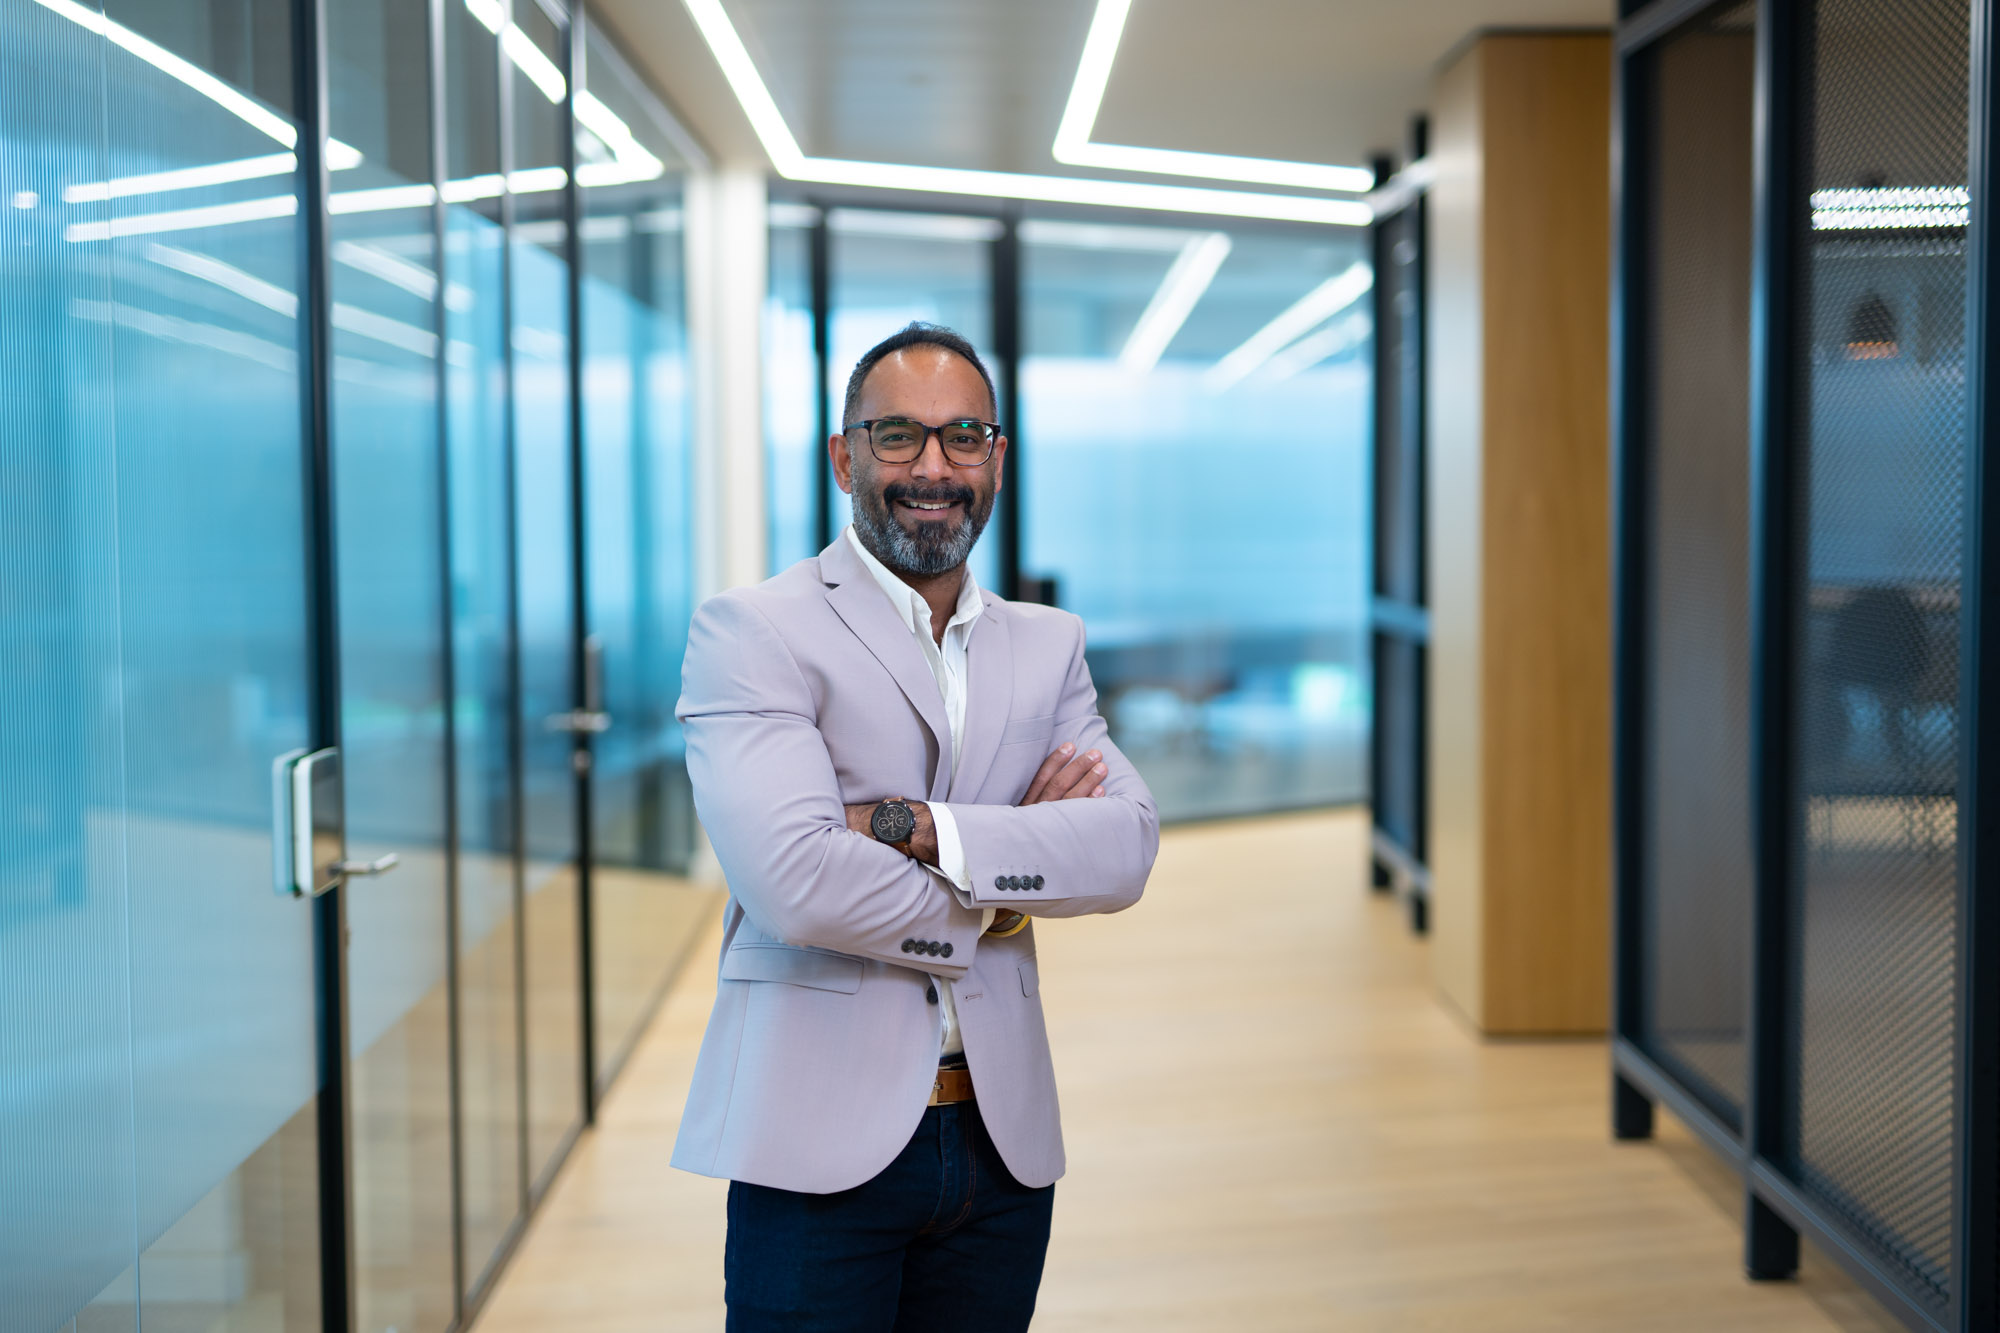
[[844, 525, 993, 1056]]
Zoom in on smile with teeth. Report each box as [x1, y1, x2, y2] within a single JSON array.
[[899, 499, 960, 512]]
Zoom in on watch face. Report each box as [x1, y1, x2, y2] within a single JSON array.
[[872, 800, 916, 844]]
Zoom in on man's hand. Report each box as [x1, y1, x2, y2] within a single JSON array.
[[1021, 742, 1107, 805]]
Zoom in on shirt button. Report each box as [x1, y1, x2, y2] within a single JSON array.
[[926, 984, 939, 1004], [941, 942, 954, 958]]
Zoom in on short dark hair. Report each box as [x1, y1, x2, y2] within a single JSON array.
[[841, 321, 997, 428]]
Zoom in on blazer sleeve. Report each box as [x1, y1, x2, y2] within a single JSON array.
[[944, 614, 1159, 919], [677, 592, 986, 977]]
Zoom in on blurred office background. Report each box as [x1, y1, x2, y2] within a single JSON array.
[[3, 0, 1996, 1329]]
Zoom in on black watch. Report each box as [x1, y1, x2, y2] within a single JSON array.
[[870, 797, 917, 854]]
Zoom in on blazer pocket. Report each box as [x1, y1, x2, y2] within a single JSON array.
[[722, 943, 865, 994], [998, 713, 1057, 748], [1019, 957, 1040, 998]]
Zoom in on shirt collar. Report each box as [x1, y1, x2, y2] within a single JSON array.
[[844, 525, 985, 640]]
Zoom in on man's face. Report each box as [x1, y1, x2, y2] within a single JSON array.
[[832, 347, 1008, 578]]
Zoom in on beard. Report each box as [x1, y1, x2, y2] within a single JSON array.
[[852, 475, 994, 577]]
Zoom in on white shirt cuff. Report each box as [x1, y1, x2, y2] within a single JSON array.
[[930, 801, 972, 891], [928, 803, 996, 931]]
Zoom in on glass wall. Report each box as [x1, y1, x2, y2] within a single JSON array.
[[767, 205, 1004, 591], [1020, 220, 1373, 819], [0, 0, 710, 1328], [441, 0, 522, 1299], [766, 204, 819, 574], [2, 0, 322, 1327], [763, 207, 1372, 821], [505, 0, 585, 1202], [576, 25, 708, 1093]]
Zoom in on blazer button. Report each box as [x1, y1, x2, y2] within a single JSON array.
[[926, 983, 939, 1004], [1007, 875, 1022, 890], [941, 942, 954, 958], [926, 941, 941, 956], [994, 875, 1007, 891], [1033, 875, 1044, 889], [901, 939, 916, 953]]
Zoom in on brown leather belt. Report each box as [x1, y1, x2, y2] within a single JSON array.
[[929, 1067, 975, 1106]]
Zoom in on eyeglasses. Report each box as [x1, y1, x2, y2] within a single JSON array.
[[845, 417, 1000, 466]]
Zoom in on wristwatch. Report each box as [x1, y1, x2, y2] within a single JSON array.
[[870, 797, 917, 855]]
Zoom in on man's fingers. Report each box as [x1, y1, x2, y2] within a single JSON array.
[[1022, 743, 1075, 805], [1052, 753, 1106, 800]]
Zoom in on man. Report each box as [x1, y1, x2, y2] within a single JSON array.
[[674, 321, 1159, 1331]]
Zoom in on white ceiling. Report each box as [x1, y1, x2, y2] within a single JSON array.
[[591, 0, 1614, 180]]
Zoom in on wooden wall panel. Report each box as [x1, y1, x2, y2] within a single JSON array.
[[1426, 32, 1613, 1035]]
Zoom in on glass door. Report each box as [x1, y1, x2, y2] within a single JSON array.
[[2, 0, 325, 1326], [506, 0, 586, 1196], [325, 1, 457, 1329]]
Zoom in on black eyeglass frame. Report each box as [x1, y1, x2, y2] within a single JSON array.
[[843, 417, 1002, 467]]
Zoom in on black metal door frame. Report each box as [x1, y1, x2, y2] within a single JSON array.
[[1609, 0, 2000, 1327], [1366, 128, 1433, 933]]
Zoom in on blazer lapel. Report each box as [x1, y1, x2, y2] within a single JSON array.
[[949, 600, 1012, 803], [820, 538, 952, 789]]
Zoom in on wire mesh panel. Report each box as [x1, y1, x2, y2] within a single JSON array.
[[1637, 0, 1758, 1127], [1371, 199, 1425, 863], [1788, 0, 1969, 1309], [1374, 203, 1424, 609], [1373, 632, 1425, 857]]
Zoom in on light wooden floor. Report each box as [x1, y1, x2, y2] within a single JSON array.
[[473, 810, 1902, 1332]]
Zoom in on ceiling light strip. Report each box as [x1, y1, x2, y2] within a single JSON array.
[[1052, 0, 1133, 155], [681, 0, 1368, 226], [1118, 232, 1231, 373], [1051, 0, 1374, 195]]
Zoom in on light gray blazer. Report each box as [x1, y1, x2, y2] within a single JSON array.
[[671, 536, 1159, 1193]]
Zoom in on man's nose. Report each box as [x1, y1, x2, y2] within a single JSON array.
[[909, 430, 953, 480]]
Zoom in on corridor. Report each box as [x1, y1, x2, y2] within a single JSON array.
[[474, 812, 1895, 1332]]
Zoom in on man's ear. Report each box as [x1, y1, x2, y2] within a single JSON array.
[[830, 432, 856, 495]]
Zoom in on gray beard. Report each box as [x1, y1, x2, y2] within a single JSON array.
[[853, 488, 991, 578]]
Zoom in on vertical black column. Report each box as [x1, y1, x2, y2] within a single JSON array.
[[292, 0, 352, 1326], [561, 7, 598, 1129], [1609, 31, 1657, 1144], [1954, 3, 2000, 1327], [811, 209, 832, 552], [424, 0, 468, 1313], [992, 212, 1023, 601], [1743, 0, 1803, 1282]]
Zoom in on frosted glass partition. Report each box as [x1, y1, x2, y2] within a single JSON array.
[[1022, 221, 1373, 820]]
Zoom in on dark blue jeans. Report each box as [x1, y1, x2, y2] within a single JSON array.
[[725, 1101, 1056, 1332]]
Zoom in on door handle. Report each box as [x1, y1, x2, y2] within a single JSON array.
[[546, 709, 611, 734], [334, 852, 401, 877]]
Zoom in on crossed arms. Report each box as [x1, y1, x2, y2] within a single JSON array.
[[677, 593, 1159, 982]]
